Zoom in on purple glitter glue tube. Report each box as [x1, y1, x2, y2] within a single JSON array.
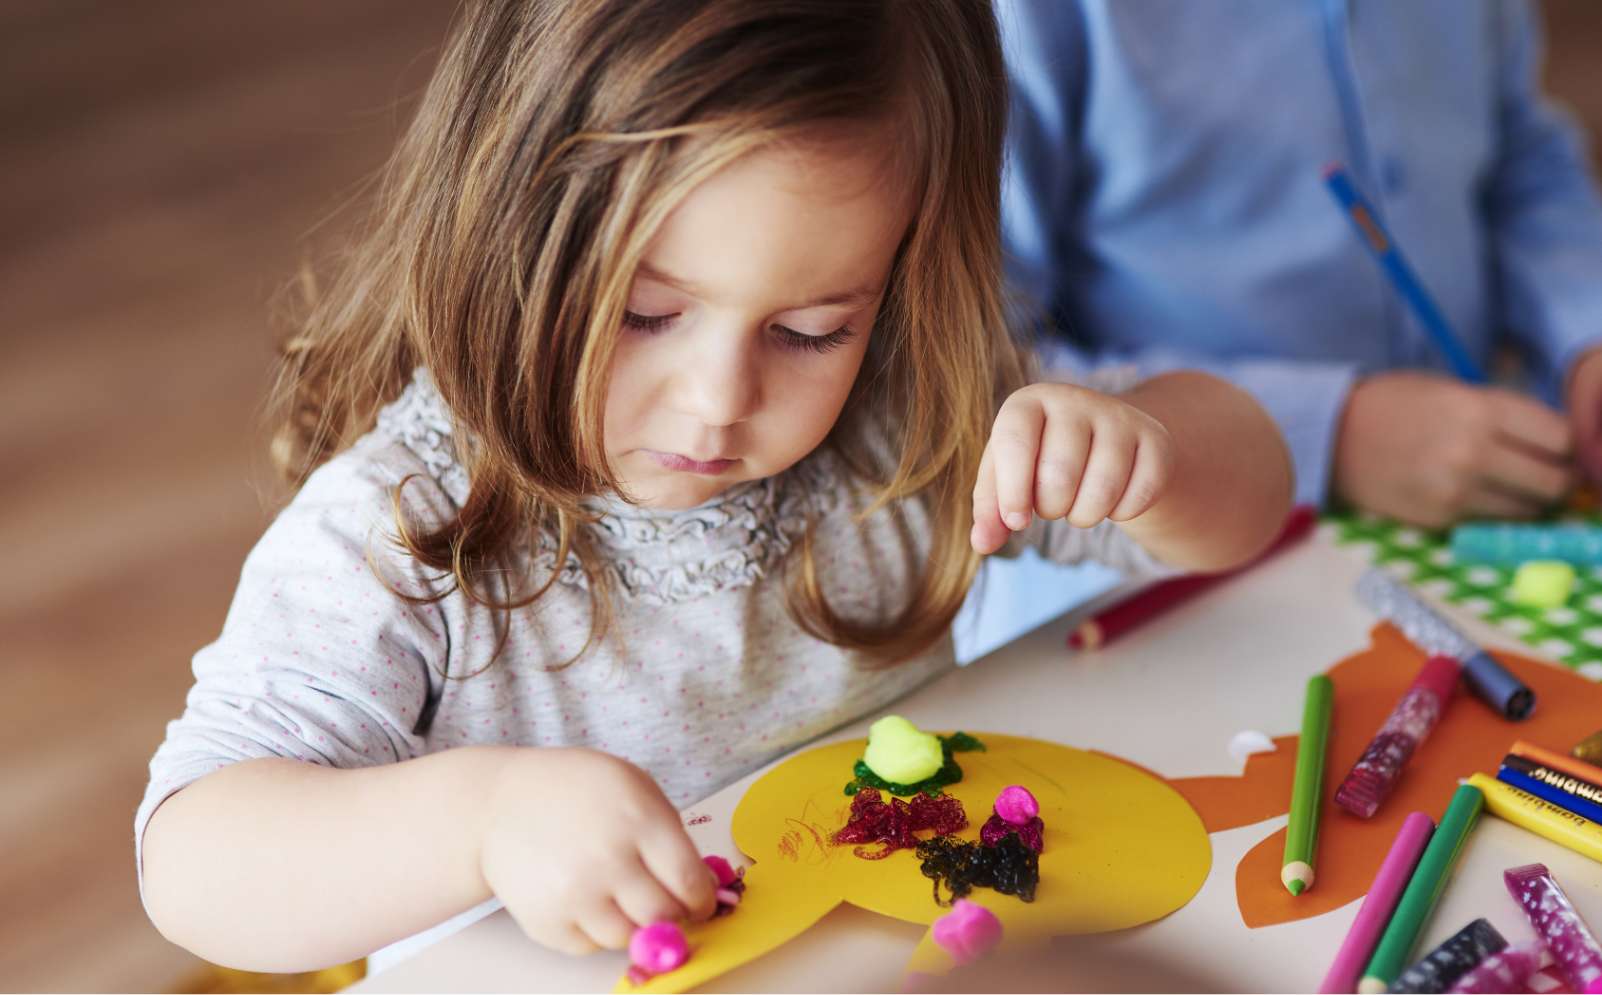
[[1335, 655, 1461, 819], [1446, 942, 1544, 994], [1505, 863, 1602, 994]]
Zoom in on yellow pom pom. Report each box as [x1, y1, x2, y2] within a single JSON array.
[[862, 715, 943, 783], [1510, 559, 1575, 610]]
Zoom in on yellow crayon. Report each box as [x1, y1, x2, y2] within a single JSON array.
[[1469, 772, 1602, 864]]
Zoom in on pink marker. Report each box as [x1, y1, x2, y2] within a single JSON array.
[[1335, 655, 1461, 818], [1318, 811, 1435, 993], [1505, 863, 1602, 994]]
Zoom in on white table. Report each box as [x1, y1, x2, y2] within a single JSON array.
[[352, 528, 1602, 992]]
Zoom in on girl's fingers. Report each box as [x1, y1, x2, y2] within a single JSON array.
[[1032, 411, 1091, 520], [1108, 431, 1173, 522], [575, 896, 636, 951], [1067, 425, 1136, 528], [970, 442, 1010, 554], [638, 829, 717, 921], [990, 397, 1047, 531], [507, 901, 597, 957], [614, 856, 692, 928]]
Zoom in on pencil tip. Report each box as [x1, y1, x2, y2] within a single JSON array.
[[1288, 879, 1305, 897]]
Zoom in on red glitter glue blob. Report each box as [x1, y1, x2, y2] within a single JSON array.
[[832, 787, 968, 859]]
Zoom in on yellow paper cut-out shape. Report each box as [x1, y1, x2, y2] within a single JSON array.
[[615, 733, 1211, 992]]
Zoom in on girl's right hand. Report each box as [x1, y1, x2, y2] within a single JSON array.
[[478, 747, 718, 954]]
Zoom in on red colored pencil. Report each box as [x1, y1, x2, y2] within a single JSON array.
[[1068, 505, 1316, 650]]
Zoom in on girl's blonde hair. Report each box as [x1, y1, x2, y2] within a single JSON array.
[[269, 0, 1027, 667]]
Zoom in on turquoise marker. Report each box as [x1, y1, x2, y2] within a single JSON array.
[[1323, 163, 1487, 384]]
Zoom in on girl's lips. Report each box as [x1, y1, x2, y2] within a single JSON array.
[[645, 451, 738, 475]]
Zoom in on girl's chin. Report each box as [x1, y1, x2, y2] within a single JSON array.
[[617, 475, 740, 511]]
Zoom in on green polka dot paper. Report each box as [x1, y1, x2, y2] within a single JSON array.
[[1330, 512, 1602, 681]]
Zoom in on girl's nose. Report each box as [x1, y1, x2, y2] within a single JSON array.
[[674, 328, 761, 428]]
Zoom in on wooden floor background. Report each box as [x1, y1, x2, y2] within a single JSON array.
[[1, 2, 1599, 991]]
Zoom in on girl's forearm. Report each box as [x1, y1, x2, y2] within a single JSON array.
[[140, 746, 518, 972], [1120, 371, 1295, 572]]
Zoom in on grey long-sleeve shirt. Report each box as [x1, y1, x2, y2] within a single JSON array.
[[136, 369, 1167, 893]]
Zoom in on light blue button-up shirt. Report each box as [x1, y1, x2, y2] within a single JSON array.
[[1000, 0, 1602, 505]]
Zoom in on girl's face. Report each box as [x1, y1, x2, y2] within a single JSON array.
[[603, 137, 910, 509]]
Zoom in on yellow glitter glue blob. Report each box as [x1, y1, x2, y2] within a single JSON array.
[[862, 715, 945, 783], [615, 734, 1211, 992], [1511, 560, 1576, 609]]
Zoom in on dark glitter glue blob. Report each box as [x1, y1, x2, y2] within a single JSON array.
[[914, 833, 1040, 905]]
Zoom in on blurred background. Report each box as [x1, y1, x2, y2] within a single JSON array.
[[2, 2, 1599, 991]]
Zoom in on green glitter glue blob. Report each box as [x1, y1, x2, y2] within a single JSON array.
[[844, 732, 986, 797]]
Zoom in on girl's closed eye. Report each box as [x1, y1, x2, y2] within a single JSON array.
[[622, 310, 678, 332], [622, 310, 856, 354], [773, 323, 855, 354]]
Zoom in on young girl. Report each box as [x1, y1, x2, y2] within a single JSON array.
[[139, 0, 1292, 972]]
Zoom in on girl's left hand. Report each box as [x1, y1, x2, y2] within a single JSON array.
[[971, 383, 1175, 554]]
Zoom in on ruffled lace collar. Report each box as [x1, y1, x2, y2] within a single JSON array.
[[374, 369, 839, 604]]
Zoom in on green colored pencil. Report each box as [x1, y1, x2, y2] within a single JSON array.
[[1282, 674, 1333, 896], [1358, 783, 1485, 993]]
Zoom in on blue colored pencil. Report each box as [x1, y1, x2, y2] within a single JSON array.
[[1323, 164, 1487, 384]]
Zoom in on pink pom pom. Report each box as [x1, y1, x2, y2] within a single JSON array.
[[628, 922, 689, 976], [994, 785, 1038, 826], [703, 854, 738, 887], [930, 899, 1002, 965]]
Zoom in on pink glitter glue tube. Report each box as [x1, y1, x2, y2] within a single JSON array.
[[1505, 863, 1602, 994], [1446, 942, 1545, 994], [1335, 655, 1461, 819]]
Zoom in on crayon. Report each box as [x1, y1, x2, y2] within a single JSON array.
[[1469, 772, 1602, 864], [1497, 765, 1602, 825], [1513, 740, 1602, 789], [1577, 728, 1602, 766], [1503, 752, 1602, 807]]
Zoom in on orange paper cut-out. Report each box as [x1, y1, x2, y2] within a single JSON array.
[[1170, 622, 1602, 929]]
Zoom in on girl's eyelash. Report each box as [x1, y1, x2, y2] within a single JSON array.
[[622, 310, 676, 332], [773, 324, 855, 354], [622, 311, 855, 354]]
